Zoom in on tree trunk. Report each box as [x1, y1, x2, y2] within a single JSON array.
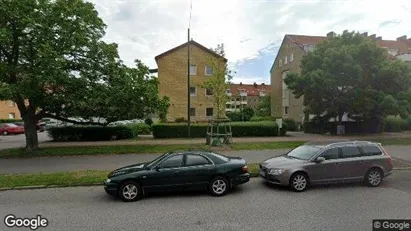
[[23, 110, 39, 152]]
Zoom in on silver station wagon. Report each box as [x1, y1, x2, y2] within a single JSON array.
[[259, 140, 393, 192]]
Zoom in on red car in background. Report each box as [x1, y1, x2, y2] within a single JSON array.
[[0, 123, 25, 135]]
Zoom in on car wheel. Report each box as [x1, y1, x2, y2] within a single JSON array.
[[118, 181, 142, 202], [290, 172, 309, 192], [209, 176, 229, 196], [2, 131, 8, 136], [365, 168, 383, 187]]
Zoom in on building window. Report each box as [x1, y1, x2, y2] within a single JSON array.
[[289, 53, 294, 62], [284, 55, 288, 64], [206, 108, 214, 117], [259, 90, 266, 97], [9, 113, 15, 119], [190, 86, 196, 96], [279, 59, 282, 67], [236, 97, 240, 101], [226, 104, 231, 108], [190, 108, 196, 117], [205, 65, 213, 76], [284, 106, 289, 115], [190, 65, 197, 75], [206, 88, 213, 96], [226, 89, 231, 94]]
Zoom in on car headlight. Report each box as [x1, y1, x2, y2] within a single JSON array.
[[105, 178, 111, 183], [268, 168, 285, 175]]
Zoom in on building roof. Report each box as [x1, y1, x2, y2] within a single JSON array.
[[227, 83, 271, 96], [154, 40, 228, 63]]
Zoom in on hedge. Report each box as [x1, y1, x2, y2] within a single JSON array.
[[0, 119, 23, 123], [383, 116, 411, 132], [47, 126, 134, 141], [283, 118, 298, 131], [152, 121, 287, 138], [126, 123, 152, 136], [249, 116, 276, 122]]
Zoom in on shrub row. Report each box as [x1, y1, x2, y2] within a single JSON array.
[[152, 121, 287, 138], [303, 116, 411, 134], [47, 126, 134, 141], [125, 123, 152, 136]]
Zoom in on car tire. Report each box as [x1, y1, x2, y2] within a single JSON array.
[[209, 176, 229, 197], [2, 131, 8, 136], [289, 172, 309, 192], [118, 181, 142, 202], [365, 168, 383, 187]]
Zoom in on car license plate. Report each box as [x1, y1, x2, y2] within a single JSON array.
[[260, 169, 266, 177]]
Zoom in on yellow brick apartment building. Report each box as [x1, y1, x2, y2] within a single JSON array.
[[155, 40, 227, 122], [0, 100, 21, 119], [271, 32, 411, 123]]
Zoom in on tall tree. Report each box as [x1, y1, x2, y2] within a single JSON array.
[[256, 96, 271, 117], [285, 30, 411, 126], [201, 44, 233, 119], [0, 0, 167, 151]]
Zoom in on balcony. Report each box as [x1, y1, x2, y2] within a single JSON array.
[[240, 101, 247, 105], [239, 92, 247, 97]]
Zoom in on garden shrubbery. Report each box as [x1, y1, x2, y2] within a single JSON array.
[[383, 116, 411, 132], [126, 123, 152, 136], [152, 121, 286, 138]]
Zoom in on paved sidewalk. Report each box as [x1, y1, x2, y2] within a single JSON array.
[[38, 131, 411, 148], [1, 147, 410, 174]]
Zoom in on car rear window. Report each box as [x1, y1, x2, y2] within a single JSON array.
[[5, 123, 18, 127], [359, 145, 383, 156], [207, 152, 230, 163]]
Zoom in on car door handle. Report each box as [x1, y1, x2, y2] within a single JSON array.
[[333, 163, 341, 165]]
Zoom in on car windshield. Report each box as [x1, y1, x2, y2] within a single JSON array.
[[145, 152, 170, 168], [6, 123, 18, 127], [286, 145, 323, 160]]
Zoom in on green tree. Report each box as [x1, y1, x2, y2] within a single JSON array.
[[256, 96, 271, 116], [0, 0, 167, 151], [285, 30, 411, 126], [200, 44, 233, 119]]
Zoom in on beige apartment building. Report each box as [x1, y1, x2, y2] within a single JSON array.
[[0, 100, 21, 120], [270, 32, 411, 123], [155, 40, 227, 122]]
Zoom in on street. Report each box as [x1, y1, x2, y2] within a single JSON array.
[[1, 174, 411, 231], [1, 146, 410, 174], [0, 132, 51, 151]]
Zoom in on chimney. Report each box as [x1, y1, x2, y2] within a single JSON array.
[[397, 35, 407, 41], [368, 34, 376, 40], [253, 82, 257, 87], [326, 31, 336, 38], [261, 83, 265, 86], [240, 82, 242, 86], [376, 36, 382, 41], [361, 32, 368, 37]]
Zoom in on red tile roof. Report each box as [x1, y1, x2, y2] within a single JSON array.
[[228, 83, 271, 96], [286, 34, 411, 53]]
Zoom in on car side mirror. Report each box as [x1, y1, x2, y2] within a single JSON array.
[[154, 166, 161, 171], [315, 157, 325, 163]]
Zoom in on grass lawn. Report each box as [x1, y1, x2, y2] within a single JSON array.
[[1, 138, 410, 159], [0, 163, 260, 189], [0, 142, 304, 158]]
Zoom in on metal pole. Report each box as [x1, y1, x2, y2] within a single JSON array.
[[187, 28, 191, 138]]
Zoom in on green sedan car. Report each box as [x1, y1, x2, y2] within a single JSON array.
[[104, 150, 251, 202]]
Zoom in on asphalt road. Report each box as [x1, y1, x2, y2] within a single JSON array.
[[1, 173, 411, 231], [0, 132, 51, 150], [1, 147, 410, 174]]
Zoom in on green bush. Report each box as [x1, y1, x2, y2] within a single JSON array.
[[0, 119, 23, 123], [152, 121, 286, 138], [126, 123, 152, 136], [250, 116, 276, 122], [175, 117, 186, 123], [144, 118, 153, 126], [283, 118, 298, 131], [47, 126, 134, 141], [383, 116, 408, 132], [226, 107, 254, 122]]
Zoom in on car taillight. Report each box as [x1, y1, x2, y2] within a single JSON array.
[[242, 165, 249, 173], [379, 145, 393, 166]]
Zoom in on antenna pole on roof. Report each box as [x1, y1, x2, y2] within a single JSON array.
[[187, 0, 193, 139]]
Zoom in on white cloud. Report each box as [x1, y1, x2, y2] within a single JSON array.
[[88, 0, 411, 81]]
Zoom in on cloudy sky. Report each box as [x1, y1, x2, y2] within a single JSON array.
[[89, 0, 411, 84]]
